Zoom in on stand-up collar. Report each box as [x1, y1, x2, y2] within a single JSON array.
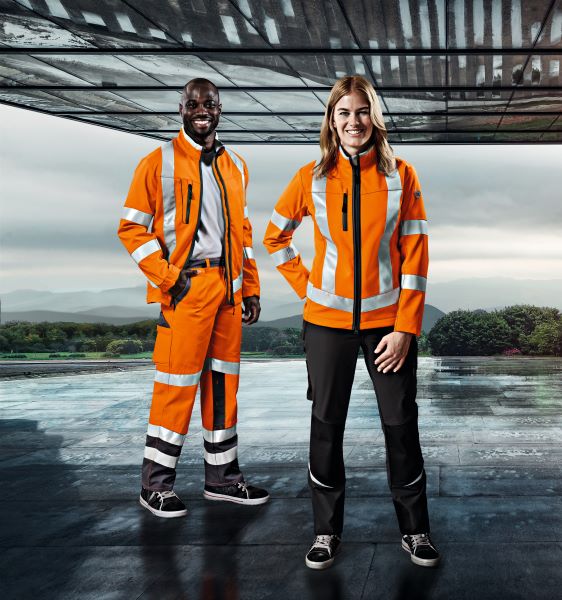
[[338, 144, 377, 169], [176, 127, 224, 160]]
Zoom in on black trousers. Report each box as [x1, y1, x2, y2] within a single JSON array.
[[304, 321, 430, 536]]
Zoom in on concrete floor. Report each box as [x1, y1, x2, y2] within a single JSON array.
[[1, 357, 561, 600]]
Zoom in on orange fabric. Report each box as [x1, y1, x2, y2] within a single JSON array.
[[118, 130, 260, 306], [263, 148, 429, 335]]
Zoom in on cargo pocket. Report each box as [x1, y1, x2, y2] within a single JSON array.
[[153, 309, 173, 367]]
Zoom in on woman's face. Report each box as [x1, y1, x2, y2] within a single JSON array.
[[332, 90, 374, 156]]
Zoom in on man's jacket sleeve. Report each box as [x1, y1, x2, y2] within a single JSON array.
[[117, 155, 180, 292], [262, 170, 310, 299], [395, 163, 429, 337], [241, 161, 261, 298]]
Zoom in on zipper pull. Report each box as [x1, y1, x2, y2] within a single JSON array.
[[186, 183, 193, 223], [342, 192, 348, 231]]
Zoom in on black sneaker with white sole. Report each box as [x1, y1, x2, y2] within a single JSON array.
[[203, 481, 269, 505], [401, 533, 440, 567], [305, 535, 341, 570], [139, 487, 187, 518]]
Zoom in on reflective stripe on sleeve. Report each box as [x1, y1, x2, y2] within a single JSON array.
[[203, 358, 240, 375], [401, 274, 427, 292], [154, 369, 202, 387], [400, 219, 428, 236], [161, 141, 176, 257], [202, 425, 237, 443], [307, 282, 400, 313], [204, 446, 238, 466], [232, 272, 243, 293], [270, 209, 301, 232], [146, 423, 185, 447], [271, 243, 299, 266], [121, 207, 153, 228], [311, 175, 337, 294], [131, 239, 161, 264], [144, 446, 179, 468], [243, 246, 255, 260]]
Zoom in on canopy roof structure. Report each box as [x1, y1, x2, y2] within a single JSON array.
[[1, 0, 561, 144]]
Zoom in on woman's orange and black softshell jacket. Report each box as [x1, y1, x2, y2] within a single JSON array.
[[262, 147, 428, 336]]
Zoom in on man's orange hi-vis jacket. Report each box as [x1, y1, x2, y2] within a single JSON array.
[[118, 130, 260, 306], [263, 147, 428, 336]]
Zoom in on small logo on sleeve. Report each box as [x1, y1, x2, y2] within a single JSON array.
[[414, 190, 421, 199]]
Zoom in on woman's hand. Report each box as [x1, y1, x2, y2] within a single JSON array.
[[374, 331, 413, 373]]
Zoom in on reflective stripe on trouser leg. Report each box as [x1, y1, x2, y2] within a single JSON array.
[[200, 302, 243, 486], [142, 424, 187, 491]]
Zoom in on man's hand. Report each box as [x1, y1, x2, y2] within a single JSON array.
[[242, 295, 261, 325], [374, 331, 413, 373], [167, 268, 199, 301]]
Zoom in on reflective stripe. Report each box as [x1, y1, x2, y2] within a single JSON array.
[[311, 175, 337, 294], [270, 209, 301, 232], [131, 239, 161, 264], [244, 205, 249, 219], [271, 243, 299, 266], [147, 423, 185, 447], [121, 207, 153, 228], [400, 219, 428, 236], [144, 446, 178, 469], [307, 282, 400, 313], [147, 278, 159, 288], [232, 272, 243, 293], [308, 463, 334, 489], [243, 246, 255, 260], [154, 369, 202, 387], [202, 425, 237, 443], [161, 141, 176, 257], [404, 469, 424, 487], [379, 170, 402, 293], [225, 148, 245, 190], [203, 358, 240, 375], [204, 445, 238, 466], [401, 274, 427, 292]]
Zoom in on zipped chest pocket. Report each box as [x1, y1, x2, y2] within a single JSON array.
[[342, 192, 348, 231], [175, 179, 199, 225]]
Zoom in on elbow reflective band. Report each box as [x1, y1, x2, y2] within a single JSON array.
[[270, 209, 301, 232], [204, 446, 238, 465], [271, 243, 299, 266], [203, 358, 240, 375], [154, 369, 202, 387], [232, 272, 243, 293], [243, 246, 255, 260], [400, 220, 428, 236], [311, 175, 337, 294], [379, 171, 402, 293], [203, 425, 237, 443], [401, 274, 427, 292], [307, 282, 400, 312], [244, 205, 249, 219], [161, 141, 177, 257], [146, 423, 185, 447], [121, 207, 153, 228], [131, 238, 161, 263]]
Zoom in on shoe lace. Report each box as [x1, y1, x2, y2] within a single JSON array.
[[153, 490, 177, 501], [409, 533, 433, 551], [237, 481, 248, 493], [311, 535, 335, 554]]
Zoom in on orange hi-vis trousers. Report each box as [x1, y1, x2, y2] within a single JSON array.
[[142, 263, 243, 491]]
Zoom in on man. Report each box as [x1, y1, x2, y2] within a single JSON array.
[[118, 78, 268, 518]]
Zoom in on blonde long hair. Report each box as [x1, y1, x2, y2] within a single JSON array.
[[314, 75, 396, 178]]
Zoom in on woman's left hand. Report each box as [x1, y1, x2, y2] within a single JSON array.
[[374, 331, 413, 373]]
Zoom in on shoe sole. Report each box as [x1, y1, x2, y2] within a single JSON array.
[[401, 540, 440, 567], [139, 495, 188, 518], [203, 490, 270, 505], [305, 545, 341, 570]]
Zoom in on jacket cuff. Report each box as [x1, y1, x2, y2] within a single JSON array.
[[159, 264, 181, 292]]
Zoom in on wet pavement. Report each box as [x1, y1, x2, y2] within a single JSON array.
[[1, 357, 561, 599]]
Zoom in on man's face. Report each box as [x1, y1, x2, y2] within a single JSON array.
[[179, 83, 221, 144]]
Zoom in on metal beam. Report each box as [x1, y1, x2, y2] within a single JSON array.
[[132, 129, 557, 134]]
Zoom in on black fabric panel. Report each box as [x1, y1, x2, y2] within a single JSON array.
[[145, 434, 182, 457], [203, 434, 238, 454], [142, 458, 176, 491], [212, 371, 226, 429]]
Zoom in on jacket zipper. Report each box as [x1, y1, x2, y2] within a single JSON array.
[[185, 183, 193, 224], [213, 156, 235, 305], [342, 192, 348, 231], [351, 156, 361, 332]]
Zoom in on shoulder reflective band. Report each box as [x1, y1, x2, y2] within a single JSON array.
[[154, 369, 202, 387], [161, 141, 177, 257], [131, 239, 161, 264], [379, 170, 403, 294], [400, 220, 428, 236], [146, 423, 185, 447], [121, 207, 153, 228], [311, 174, 337, 294], [270, 209, 301, 232], [204, 446, 238, 466], [307, 282, 400, 313], [271, 243, 299, 266], [243, 246, 255, 260], [225, 147, 245, 190], [232, 272, 243, 293], [203, 358, 240, 375], [144, 446, 179, 469], [203, 425, 237, 443], [401, 274, 427, 292]]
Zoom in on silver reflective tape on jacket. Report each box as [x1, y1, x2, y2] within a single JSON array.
[[401, 274, 427, 292], [307, 282, 400, 313], [131, 239, 161, 264], [400, 219, 428, 236], [244, 205, 249, 219], [232, 272, 243, 293], [271, 243, 299, 266], [161, 141, 176, 257], [147, 278, 159, 288], [203, 358, 240, 375], [154, 369, 202, 387], [243, 246, 255, 260], [311, 175, 338, 294], [308, 463, 334, 489], [144, 446, 178, 469], [225, 147, 245, 190], [204, 445, 238, 466], [121, 207, 153, 228], [270, 209, 301, 232], [147, 423, 185, 447], [379, 170, 402, 293], [202, 425, 237, 443]]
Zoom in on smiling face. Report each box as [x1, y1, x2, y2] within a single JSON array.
[[179, 80, 222, 149], [332, 90, 374, 156]]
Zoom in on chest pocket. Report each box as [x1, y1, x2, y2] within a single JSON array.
[[175, 178, 200, 225]]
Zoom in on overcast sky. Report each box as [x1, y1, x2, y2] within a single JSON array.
[[1, 103, 561, 304]]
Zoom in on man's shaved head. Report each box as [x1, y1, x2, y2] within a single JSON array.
[[181, 78, 220, 104]]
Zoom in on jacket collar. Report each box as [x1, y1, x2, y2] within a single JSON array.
[[338, 144, 377, 170], [176, 127, 225, 160]]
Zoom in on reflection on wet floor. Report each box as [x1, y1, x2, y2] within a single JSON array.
[[0, 357, 561, 599]]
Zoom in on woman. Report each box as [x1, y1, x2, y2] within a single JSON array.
[[263, 76, 439, 570]]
